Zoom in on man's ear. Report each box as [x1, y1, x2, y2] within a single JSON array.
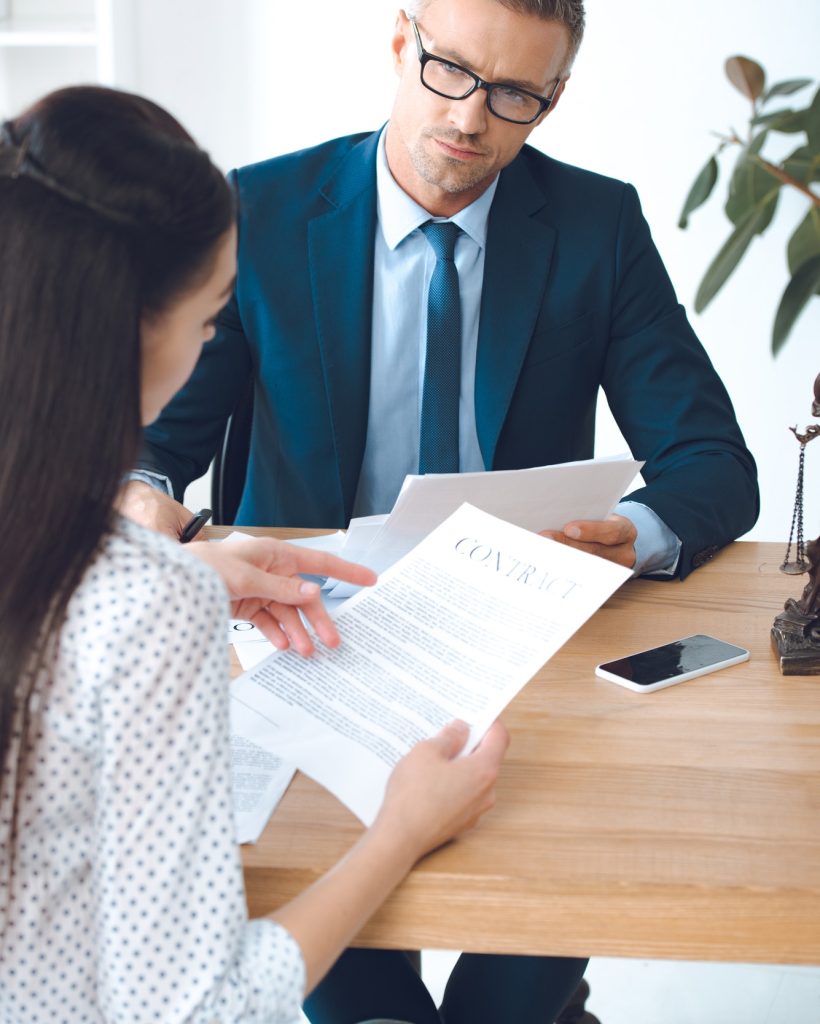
[[391, 10, 411, 75]]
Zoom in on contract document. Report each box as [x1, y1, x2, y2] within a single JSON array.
[[326, 455, 642, 596], [231, 503, 632, 825]]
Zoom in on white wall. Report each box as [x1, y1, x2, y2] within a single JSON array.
[[10, 0, 819, 538]]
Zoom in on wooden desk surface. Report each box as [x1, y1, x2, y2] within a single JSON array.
[[217, 531, 820, 965]]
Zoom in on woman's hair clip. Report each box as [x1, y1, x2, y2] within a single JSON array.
[[0, 121, 29, 178], [0, 119, 144, 228]]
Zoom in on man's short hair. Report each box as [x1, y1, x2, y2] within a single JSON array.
[[404, 1, 586, 73]]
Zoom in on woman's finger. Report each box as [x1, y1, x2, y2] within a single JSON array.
[[254, 602, 314, 657], [226, 558, 322, 605], [297, 596, 342, 648], [245, 539, 377, 588], [248, 605, 291, 651]]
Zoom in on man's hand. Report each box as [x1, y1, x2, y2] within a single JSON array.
[[539, 513, 637, 570], [117, 480, 192, 539]]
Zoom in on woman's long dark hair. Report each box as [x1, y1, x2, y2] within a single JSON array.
[[0, 86, 234, 888]]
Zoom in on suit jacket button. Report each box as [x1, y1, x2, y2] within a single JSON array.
[[692, 545, 719, 568]]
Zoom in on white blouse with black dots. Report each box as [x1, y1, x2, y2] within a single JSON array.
[[1, 516, 305, 1024]]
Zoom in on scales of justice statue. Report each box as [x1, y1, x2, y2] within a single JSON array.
[[771, 372, 820, 674]]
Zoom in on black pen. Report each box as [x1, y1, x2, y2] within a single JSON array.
[[180, 507, 212, 544]]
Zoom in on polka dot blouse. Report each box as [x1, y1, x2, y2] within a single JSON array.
[[1, 517, 305, 1023]]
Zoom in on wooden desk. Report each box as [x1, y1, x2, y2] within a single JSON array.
[[216, 532, 820, 965]]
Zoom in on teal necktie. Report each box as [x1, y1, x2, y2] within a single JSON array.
[[419, 220, 461, 474]]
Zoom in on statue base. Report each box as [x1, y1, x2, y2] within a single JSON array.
[[771, 609, 820, 675]]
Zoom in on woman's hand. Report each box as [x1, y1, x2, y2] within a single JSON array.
[[186, 536, 376, 655], [270, 719, 508, 992], [372, 719, 510, 864]]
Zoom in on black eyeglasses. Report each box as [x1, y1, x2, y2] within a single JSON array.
[[410, 18, 560, 126]]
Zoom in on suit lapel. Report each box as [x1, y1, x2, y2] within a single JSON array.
[[308, 132, 379, 521], [475, 152, 556, 468]]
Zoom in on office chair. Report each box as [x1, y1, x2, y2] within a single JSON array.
[[210, 376, 254, 525]]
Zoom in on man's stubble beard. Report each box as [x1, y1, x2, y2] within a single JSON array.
[[410, 132, 495, 195]]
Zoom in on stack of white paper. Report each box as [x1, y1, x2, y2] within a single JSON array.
[[227, 457, 640, 837], [325, 455, 641, 597], [231, 503, 632, 826]]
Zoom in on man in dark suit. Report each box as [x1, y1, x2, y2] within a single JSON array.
[[124, 0, 758, 1019]]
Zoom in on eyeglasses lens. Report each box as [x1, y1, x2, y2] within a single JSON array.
[[421, 57, 544, 124]]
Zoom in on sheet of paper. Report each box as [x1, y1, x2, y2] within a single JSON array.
[[327, 456, 642, 597], [326, 514, 388, 582], [231, 502, 631, 825], [286, 529, 347, 556], [230, 732, 295, 844], [230, 623, 275, 670]]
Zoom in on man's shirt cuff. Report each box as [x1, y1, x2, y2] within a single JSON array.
[[128, 469, 173, 496], [615, 500, 681, 577]]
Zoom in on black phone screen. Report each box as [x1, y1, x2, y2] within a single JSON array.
[[597, 634, 748, 686]]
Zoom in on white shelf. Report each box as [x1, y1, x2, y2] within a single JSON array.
[[0, 1, 125, 119], [0, 18, 97, 46]]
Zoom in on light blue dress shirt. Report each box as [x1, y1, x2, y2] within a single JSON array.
[[352, 130, 680, 576], [351, 130, 495, 518]]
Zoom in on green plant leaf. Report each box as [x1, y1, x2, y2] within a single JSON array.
[[695, 197, 778, 312], [678, 156, 719, 228], [750, 108, 806, 133], [807, 85, 820, 148], [772, 254, 820, 354], [725, 136, 780, 227], [749, 130, 769, 154], [783, 144, 820, 184], [788, 208, 820, 275], [763, 78, 813, 102], [750, 108, 790, 126], [725, 56, 766, 101]]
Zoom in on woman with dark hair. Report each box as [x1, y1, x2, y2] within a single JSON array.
[[0, 86, 507, 1024]]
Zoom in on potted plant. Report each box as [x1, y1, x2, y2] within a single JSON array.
[[679, 56, 819, 354]]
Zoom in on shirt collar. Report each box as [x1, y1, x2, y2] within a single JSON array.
[[376, 126, 498, 251]]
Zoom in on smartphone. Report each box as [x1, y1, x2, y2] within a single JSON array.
[[595, 634, 750, 693]]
